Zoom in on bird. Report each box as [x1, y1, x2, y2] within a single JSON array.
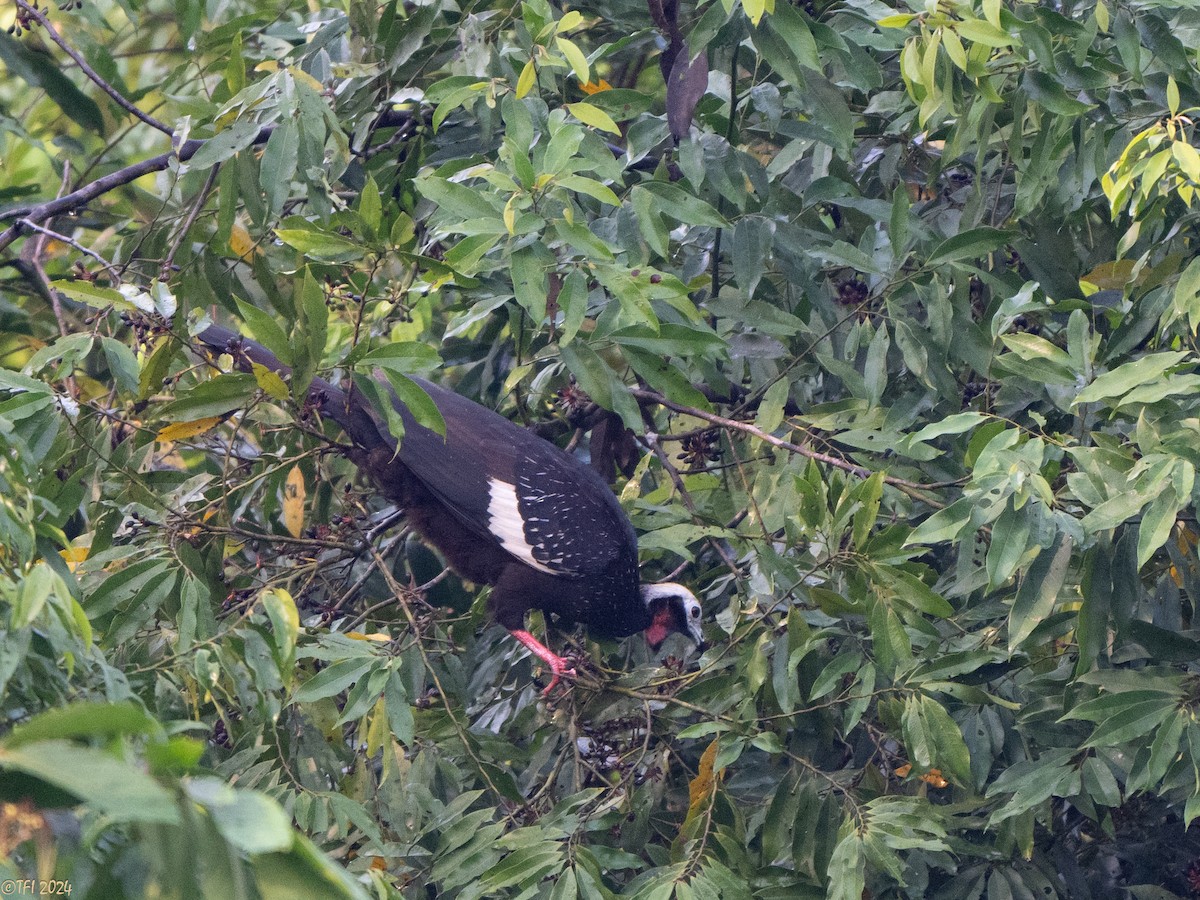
[[194, 324, 704, 693]]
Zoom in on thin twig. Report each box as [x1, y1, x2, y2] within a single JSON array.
[[0, 110, 416, 254], [14, 0, 172, 137], [16, 219, 121, 285], [633, 387, 944, 506], [160, 166, 218, 281]]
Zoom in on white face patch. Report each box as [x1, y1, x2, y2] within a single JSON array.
[[640, 582, 704, 645], [486, 477, 557, 574]]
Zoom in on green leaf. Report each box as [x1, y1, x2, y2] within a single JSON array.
[[384, 669, 414, 746], [556, 174, 621, 206], [1137, 485, 1180, 570], [766, 3, 820, 70], [187, 777, 295, 853], [360, 342, 442, 374], [986, 504, 1031, 590], [187, 120, 264, 170], [557, 268, 588, 346], [556, 36, 590, 83], [261, 121, 299, 215], [1009, 533, 1073, 650], [234, 299, 293, 364], [1082, 697, 1177, 748], [926, 227, 1015, 266], [1021, 71, 1093, 115], [919, 695, 973, 788], [955, 17, 1017, 47], [0, 32, 103, 131], [907, 412, 989, 443], [1074, 352, 1190, 405], [294, 658, 378, 702], [559, 340, 642, 431], [3, 701, 158, 749], [381, 370, 446, 437], [637, 182, 729, 228], [51, 280, 135, 312], [565, 101, 621, 134], [160, 373, 258, 420], [826, 829, 866, 900], [1171, 255, 1200, 335], [0, 740, 178, 824], [873, 565, 954, 617], [275, 221, 366, 263], [415, 175, 503, 221]]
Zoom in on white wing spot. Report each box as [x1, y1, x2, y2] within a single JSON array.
[[486, 477, 557, 574]]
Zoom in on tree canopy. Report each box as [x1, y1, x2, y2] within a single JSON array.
[[4, 0, 1200, 896]]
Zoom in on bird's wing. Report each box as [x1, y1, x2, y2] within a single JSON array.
[[392, 378, 636, 578], [193, 327, 634, 578]]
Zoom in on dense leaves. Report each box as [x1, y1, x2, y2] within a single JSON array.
[[5, 0, 1200, 896]]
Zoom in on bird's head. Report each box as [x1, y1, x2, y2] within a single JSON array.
[[640, 583, 705, 652]]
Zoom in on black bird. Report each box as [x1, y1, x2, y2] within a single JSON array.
[[195, 325, 704, 692]]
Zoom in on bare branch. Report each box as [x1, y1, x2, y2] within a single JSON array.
[[160, 166, 218, 281], [17, 219, 121, 285]]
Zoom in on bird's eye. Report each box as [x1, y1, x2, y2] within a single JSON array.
[[690, 606, 701, 618]]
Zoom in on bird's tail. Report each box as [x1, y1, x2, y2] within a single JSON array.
[[194, 324, 391, 451]]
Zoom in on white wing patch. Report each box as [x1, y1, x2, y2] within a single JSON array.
[[486, 477, 557, 574]]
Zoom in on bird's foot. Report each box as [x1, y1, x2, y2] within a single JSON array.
[[510, 629, 576, 697], [540, 659, 577, 696]]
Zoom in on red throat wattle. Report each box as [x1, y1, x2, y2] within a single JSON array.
[[644, 604, 676, 650]]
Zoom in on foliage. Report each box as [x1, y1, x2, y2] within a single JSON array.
[[4, 0, 1200, 895]]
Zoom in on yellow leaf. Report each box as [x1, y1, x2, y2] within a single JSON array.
[[504, 195, 518, 235], [59, 546, 89, 572], [685, 739, 724, 820], [251, 362, 289, 400], [283, 465, 306, 538], [565, 101, 621, 135], [287, 65, 326, 94], [557, 10, 584, 31], [366, 696, 389, 757], [942, 26, 967, 71], [346, 631, 393, 642], [556, 36, 590, 83], [254, 61, 279, 72], [1172, 139, 1200, 183], [229, 222, 259, 260], [517, 59, 537, 99], [156, 416, 223, 443], [580, 79, 612, 95]]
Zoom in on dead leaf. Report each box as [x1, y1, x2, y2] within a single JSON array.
[[229, 222, 260, 261], [283, 465, 306, 538], [156, 417, 223, 443]]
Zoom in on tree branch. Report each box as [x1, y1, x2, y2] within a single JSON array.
[[631, 386, 945, 504], [14, 0, 173, 137], [0, 109, 416, 254]]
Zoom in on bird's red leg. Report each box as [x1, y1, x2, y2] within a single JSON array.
[[510, 629, 575, 695]]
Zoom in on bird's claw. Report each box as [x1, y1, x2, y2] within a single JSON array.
[[540, 664, 577, 697]]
